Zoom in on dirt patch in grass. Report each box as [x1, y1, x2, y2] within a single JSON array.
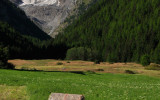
[[0, 85, 29, 100], [8, 59, 35, 66], [8, 59, 160, 77], [47, 60, 94, 66], [98, 62, 141, 67], [9, 60, 142, 73]]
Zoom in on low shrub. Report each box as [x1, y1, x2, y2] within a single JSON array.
[[0, 46, 14, 69], [66, 61, 70, 63], [125, 70, 136, 74], [96, 69, 104, 71], [94, 60, 100, 64], [21, 67, 29, 70], [141, 55, 150, 66], [6, 63, 15, 69], [86, 70, 96, 74], [56, 62, 63, 65], [0, 62, 15, 69], [145, 63, 160, 70], [109, 62, 114, 64]]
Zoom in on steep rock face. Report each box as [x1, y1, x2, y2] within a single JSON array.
[[10, 0, 78, 37], [1, 0, 51, 40]]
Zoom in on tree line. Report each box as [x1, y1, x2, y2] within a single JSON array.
[[54, 0, 160, 64], [1, 0, 160, 69]]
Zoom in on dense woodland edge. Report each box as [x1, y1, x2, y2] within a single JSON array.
[[0, 0, 160, 68]]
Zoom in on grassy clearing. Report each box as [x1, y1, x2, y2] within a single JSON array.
[[0, 69, 160, 100], [0, 85, 28, 100], [9, 59, 160, 77]]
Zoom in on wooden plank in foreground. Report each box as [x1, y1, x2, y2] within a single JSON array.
[[48, 93, 85, 100]]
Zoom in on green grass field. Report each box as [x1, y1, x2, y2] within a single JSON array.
[[0, 69, 160, 100]]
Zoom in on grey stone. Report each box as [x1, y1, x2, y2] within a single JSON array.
[[48, 93, 85, 100]]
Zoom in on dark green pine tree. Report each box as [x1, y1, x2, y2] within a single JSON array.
[[54, 0, 160, 64]]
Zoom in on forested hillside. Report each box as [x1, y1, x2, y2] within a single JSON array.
[[0, 21, 67, 59], [0, 0, 160, 65], [54, 0, 160, 63], [0, 0, 67, 60], [0, 0, 50, 40], [0, 21, 39, 59]]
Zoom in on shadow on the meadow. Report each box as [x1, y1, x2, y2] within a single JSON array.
[[15, 68, 100, 75]]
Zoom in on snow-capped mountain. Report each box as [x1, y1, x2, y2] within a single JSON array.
[[10, 0, 78, 37], [20, 0, 59, 6]]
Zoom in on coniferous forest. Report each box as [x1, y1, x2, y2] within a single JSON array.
[[0, 0, 160, 68], [54, 0, 160, 64], [1, 1, 160, 100], [0, 0, 67, 68]]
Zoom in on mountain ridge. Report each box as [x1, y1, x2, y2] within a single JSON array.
[[0, 0, 51, 40], [10, 0, 79, 37], [10, 0, 95, 37]]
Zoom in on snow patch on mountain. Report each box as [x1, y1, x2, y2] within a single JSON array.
[[10, 0, 91, 37], [21, 0, 58, 6]]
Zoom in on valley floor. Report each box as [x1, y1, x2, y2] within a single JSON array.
[[9, 59, 160, 77], [0, 59, 160, 100]]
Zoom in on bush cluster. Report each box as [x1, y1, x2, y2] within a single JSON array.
[[0, 45, 14, 69], [140, 55, 150, 66]]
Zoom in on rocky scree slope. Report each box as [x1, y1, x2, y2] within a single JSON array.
[[0, 0, 50, 40], [10, 0, 90, 37]]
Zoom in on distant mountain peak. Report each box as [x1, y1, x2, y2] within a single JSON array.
[[20, 0, 59, 6], [10, 0, 79, 37], [10, 0, 95, 37]]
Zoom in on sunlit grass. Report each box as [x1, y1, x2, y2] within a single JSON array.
[[0, 69, 160, 100], [0, 85, 29, 100]]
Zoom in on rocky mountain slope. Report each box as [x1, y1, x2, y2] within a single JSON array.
[[10, 0, 94, 37], [0, 0, 50, 40]]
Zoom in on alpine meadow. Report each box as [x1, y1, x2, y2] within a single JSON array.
[[0, 0, 160, 100]]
